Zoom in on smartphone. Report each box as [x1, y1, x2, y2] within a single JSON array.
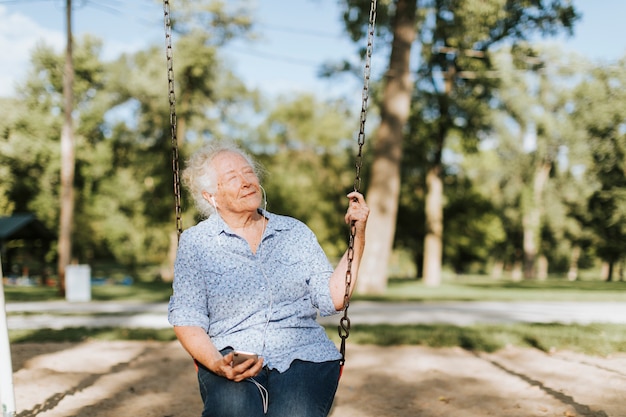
[[232, 351, 259, 367]]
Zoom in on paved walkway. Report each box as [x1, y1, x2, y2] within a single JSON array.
[[5, 300, 626, 329]]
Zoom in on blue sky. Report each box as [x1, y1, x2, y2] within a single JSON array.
[[0, 0, 624, 98]]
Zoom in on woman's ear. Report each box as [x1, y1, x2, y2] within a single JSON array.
[[202, 191, 217, 207]]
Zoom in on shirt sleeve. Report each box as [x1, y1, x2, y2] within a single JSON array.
[[167, 230, 212, 331], [300, 224, 339, 317]]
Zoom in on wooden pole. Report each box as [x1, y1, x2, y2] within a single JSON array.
[[58, 0, 75, 297]]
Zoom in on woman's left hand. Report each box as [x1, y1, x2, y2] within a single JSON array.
[[345, 191, 369, 234]]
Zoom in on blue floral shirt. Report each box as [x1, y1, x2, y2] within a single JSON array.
[[168, 209, 342, 372]]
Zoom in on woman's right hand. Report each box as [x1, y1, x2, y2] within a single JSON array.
[[173, 326, 264, 382], [212, 352, 264, 382]]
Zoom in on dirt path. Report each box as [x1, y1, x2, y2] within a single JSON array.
[[10, 341, 626, 417]]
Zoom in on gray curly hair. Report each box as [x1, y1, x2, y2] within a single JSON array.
[[182, 141, 262, 218]]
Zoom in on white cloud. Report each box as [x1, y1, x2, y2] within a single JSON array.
[[0, 5, 64, 97]]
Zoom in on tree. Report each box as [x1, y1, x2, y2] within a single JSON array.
[[573, 58, 626, 281], [252, 93, 357, 258], [489, 46, 589, 279], [457, 47, 601, 281], [443, 175, 507, 275], [341, 0, 418, 293], [0, 1, 257, 280], [95, 6, 255, 278], [58, 0, 75, 296], [414, 0, 578, 286], [340, 0, 578, 290], [339, 0, 580, 291], [0, 34, 107, 282]]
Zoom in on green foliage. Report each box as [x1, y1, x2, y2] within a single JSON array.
[[172, 0, 254, 44], [251, 94, 358, 258], [1, 1, 260, 274], [1, 0, 624, 289], [382, 0, 581, 283], [573, 59, 626, 277], [443, 176, 506, 273]]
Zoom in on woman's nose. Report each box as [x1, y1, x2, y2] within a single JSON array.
[[239, 172, 256, 188]]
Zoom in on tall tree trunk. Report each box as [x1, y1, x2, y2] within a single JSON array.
[[522, 159, 551, 279], [57, 0, 74, 297], [491, 260, 504, 279], [511, 260, 523, 282], [537, 254, 548, 280], [567, 245, 581, 281], [358, 0, 416, 294], [605, 261, 614, 282], [521, 210, 537, 278], [601, 261, 610, 281], [422, 62, 453, 287], [161, 231, 178, 282], [422, 164, 443, 286]]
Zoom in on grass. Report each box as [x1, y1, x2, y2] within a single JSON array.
[[8, 323, 625, 357], [374, 276, 626, 302], [8, 327, 178, 344], [3, 280, 172, 303], [326, 323, 626, 356], [5, 275, 626, 303], [4, 275, 626, 355]]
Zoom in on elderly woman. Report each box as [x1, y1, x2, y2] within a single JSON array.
[[168, 141, 369, 417]]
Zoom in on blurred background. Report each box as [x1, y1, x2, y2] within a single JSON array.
[[0, 0, 625, 297]]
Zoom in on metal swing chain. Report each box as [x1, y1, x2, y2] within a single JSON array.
[[163, 0, 183, 240], [163, 0, 375, 365], [338, 0, 377, 367]]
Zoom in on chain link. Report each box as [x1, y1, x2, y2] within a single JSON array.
[[338, 0, 377, 367], [163, 0, 183, 240]]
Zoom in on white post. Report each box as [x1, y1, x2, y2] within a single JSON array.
[[0, 255, 17, 417]]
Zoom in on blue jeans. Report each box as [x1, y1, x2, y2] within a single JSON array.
[[197, 359, 340, 417]]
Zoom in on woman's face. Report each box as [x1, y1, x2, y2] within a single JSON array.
[[208, 151, 262, 215]]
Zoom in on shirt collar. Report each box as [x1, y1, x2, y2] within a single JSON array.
[[203, 209, 294, 237]]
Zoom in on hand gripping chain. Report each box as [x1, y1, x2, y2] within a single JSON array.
[[338, 0, 377, 369]]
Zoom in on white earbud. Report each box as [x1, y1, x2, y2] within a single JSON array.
[[211, 196, 217, 207]]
